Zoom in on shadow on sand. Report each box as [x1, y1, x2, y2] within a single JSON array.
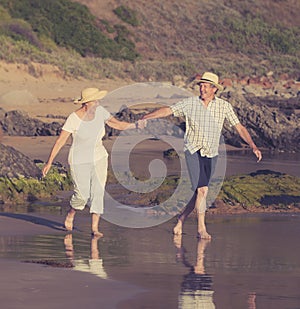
[[0, 212, 66, 231]]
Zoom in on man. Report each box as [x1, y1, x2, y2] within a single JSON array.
[[143, 72, 262, 239]]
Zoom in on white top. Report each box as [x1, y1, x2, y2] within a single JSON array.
[[171, 96, 240, 157], [62, 106, 111, 164]]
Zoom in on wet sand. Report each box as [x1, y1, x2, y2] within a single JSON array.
[[1, 212, 300, 309], [0, 213, 144, 309], [0, 259, 143, 309]]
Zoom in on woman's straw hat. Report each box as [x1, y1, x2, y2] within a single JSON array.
[[197, 72, 224, 91], [74, 88, 108, 104]]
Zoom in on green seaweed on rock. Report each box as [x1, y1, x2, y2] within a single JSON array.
[[218, 170, 300, 210], [0, 164, 73, 204]]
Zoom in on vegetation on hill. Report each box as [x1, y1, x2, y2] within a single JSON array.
[[0, 0, 138, 61], [0, 0, 299, 80]]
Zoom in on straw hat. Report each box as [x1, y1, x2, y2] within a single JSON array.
[[74, 88, 108, 104], [196, 72, 224, 92]]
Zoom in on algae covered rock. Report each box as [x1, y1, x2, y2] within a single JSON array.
[[0, 161, 73, 205], [218, 170, 300, 211], [0, 143, 73, 204]]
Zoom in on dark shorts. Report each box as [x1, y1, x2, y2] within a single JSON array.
[[185, 150, 218, 191]]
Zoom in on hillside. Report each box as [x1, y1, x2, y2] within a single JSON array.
[[0, 0, 299, 80], [74, 0, 300, 78]]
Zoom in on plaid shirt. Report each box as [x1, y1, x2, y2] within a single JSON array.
[[170, 96, 240, 157]]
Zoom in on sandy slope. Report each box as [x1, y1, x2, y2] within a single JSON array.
[[0, 61, 130, 119]]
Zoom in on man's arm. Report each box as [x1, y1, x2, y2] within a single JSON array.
[[235, 123, 262, 162], [142, 107, 173, 120]]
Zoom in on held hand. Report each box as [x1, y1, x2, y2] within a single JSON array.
[[253, 148, 262, 162], [136, 119, 147, 129], [42, 163, 52, 177]]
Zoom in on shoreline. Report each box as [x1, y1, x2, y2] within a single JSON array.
[[1, 135, 300, 215]]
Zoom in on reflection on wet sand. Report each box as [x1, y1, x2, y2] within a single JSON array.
[[173, 235, 258, 309], [174, 235, 215, 309], [247, 292, 256, 309], [64, 234, 108, 279]]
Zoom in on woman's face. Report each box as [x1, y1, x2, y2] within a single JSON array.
[[85, 100, 98, 111]]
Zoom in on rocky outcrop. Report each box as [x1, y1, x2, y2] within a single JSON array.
[[0, 143, 72, 204], [0, 143, 41, 178], [215, 169, 300, 212], [0, 76, 299, 151], [0, 108, 62, 136], [221, 92, 300, 151]]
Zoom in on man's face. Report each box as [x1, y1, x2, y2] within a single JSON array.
[[199, 82, 217, 100]]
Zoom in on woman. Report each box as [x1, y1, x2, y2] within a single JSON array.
[[42, 87, 143, 237]]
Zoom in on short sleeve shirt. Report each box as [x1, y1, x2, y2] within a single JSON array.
[[170, 96, 240, 157], [62, 106, 111, 164]]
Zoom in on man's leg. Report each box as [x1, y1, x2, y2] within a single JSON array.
[[195, 186, 211, 239], [173, 192, 196, 235]]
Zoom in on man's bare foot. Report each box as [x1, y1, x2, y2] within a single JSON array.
[[197, 230, 212, 239], [173, 220, 183, 235], [91, 231, 104, 238]]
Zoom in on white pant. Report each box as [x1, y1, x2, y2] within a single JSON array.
[[70, 157, 108, 214]]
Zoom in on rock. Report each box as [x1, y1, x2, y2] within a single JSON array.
[[218, 169, 300, 210], [0, 144, 72, 204], [0, 108, 62, 136], [163, 148, 179, 159], [0, 143, 41, 178], [220, 92, 300, 151]]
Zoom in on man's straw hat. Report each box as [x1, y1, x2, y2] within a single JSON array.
[[196, 72, 224, 91], [74, 88, 108, 104]]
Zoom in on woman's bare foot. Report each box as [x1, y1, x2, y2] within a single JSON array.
[[64, 209, 76, 231], [197, 230, 212, 239], [173, 219, 183, 235], [91, 231, 103, 238]]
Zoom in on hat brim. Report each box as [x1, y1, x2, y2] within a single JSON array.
[[197, 79, 224, 92], [74, 90, 108, 104]]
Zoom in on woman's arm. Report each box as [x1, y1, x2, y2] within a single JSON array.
[[106, 117, 146, 131], [42, 130, 71, 177]]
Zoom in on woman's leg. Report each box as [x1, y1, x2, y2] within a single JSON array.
[[89, 157, 108, 235], [64, 207, 76, 231], [70, 163, 91, 211], [66, 163, 91, 231], [91, 213, 103, 237]]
